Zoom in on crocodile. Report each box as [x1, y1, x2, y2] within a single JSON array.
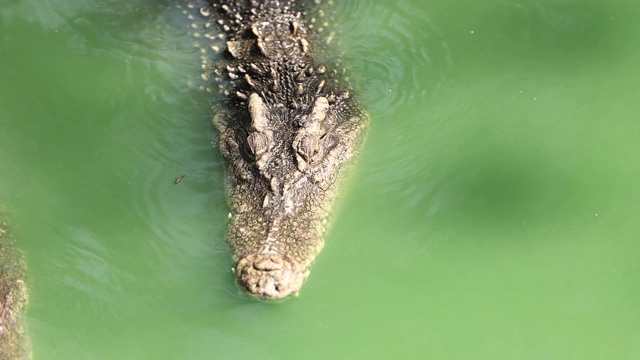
[[0, 219, 29, 359], [189, 0, 368, 299]]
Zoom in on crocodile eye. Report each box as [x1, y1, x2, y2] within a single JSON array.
[[295, 134, 323, 163], [293, 96, 334, 171], [247, 132, 269, 158], [246, 130, 273, 170], [322, 134, 339, 152], [296, 133, 339, 168], [301, 136, 319, 159]]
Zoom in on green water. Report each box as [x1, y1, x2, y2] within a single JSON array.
[[2, 0, 640, 358]]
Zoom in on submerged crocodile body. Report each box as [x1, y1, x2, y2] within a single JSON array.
[[0, 219, 29, 359], [192, 0, 368, 299]]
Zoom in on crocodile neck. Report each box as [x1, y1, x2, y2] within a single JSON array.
[[208, 0, 319, 107]]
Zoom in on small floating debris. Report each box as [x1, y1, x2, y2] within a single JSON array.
[[174, 175, 186, 184]]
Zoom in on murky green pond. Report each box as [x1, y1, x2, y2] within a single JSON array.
[[2, 0, 640, 358]]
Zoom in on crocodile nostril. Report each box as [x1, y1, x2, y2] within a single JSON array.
[[253, 254, 284, 271]]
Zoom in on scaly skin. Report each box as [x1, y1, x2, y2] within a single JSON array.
[[193, 0, 368, 299], [0, 219, 29, 359]]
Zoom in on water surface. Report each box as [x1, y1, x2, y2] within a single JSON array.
[[1, 0, 640, 358]]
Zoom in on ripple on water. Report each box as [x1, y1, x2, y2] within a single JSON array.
[[332, 0, 451, 117], [123, 84, 228, 242], [53, 0, 232, 298], [331, 0, 461, 219]]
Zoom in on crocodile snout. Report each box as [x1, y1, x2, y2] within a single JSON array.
[[235, 254, 308, 300]]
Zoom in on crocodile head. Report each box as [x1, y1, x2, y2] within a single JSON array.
[[194, 0, 368, 300], [235, 253, 309, 300]]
